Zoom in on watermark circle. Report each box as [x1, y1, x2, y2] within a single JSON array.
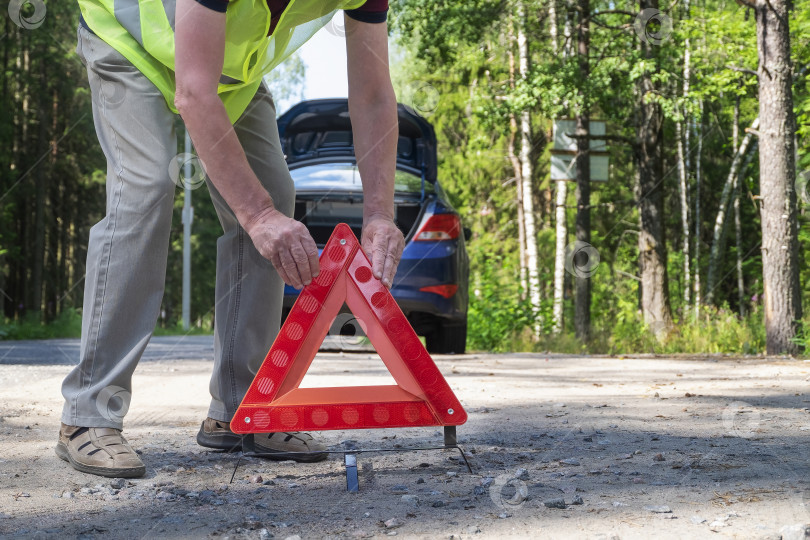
[[488, 474, 528, 510], [96, 76, 127, 111], [649, 320, 674, 339], [721, 401, 761, 438], [323, 13, 348, 38], [8, 0, 46, 30], [565, 241, 600, 278], [403, 82, 441, 117], [329, 313, 368, 349], [168, 153, 207, 190], [95, 385, 131, 423], [633, 8, 673, 46]]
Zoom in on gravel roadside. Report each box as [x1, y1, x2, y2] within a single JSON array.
[[1, 339, 809, 539]]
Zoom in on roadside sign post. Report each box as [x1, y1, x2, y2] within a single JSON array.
[[182, 129, 194, 331]]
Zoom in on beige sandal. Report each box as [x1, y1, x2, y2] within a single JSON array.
[[196, 417, 328, 462], [253, 431, 328, 463], [55, 423, 145, 478]]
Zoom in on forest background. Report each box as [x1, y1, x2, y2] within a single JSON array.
[[1, 0, 808, 356]]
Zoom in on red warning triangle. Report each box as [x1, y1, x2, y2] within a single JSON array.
[[231, 223, 467, 434]]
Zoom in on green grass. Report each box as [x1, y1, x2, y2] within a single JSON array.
[[589, 305, 769, 356], [152, 324, 214, 337], [0, 309, 213, 340], [2, 304, 803, 359], [0, 308, 84, 340], [465, 301, 804, 357]]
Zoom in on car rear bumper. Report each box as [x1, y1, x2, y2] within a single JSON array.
[[283, 240, 468, 325]]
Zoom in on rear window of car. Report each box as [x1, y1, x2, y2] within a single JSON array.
[[290, 163, 434, 194]]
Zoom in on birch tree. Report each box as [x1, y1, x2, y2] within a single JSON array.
[[551, 0, 568, 334], [516, 1, 541, 331], [675, 0, 692, 309]]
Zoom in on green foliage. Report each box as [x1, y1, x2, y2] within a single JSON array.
[[162, 171, 221, 332], [1, 2, 106, 321], [594, 305, 767, 356], [793, 3, 810, 169], [0, 308, 83, 340], [791, 319, 810, 350], [389, 0, 808, 356], [153, 314, 215, 337], [2, 0, 808, 358], [467, 258, 541, 352]]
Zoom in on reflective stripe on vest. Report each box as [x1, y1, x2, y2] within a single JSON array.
[[78, 0, 367, 122]]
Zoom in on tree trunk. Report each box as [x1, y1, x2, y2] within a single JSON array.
[[676, 0, 692, 310], [516, 2, 541, 331], [755, 0, 802, 355], [59, 181, 69, 313], [731, 94, 747, 317], [563, 1, 574, 57], [706, 117, 759, 303], [553, 180, 567, 333], [506, 16, 528, 297], [635, 0, 673, 335], [692, 104, 703, 316], [733, 159, 746, 318], [514, 120, 528, 296], [675, 121, 690, 309], [551, 1, 570, 334], [548, 0, 558, 54], [21, 40, 32, 316], [32, 57, 49, 317], [574, 0, 590, 341]]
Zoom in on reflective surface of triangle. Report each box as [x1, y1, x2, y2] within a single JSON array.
[[231, 223, 467, 433]]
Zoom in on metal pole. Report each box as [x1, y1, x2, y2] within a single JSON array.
[[182, 128, 193, 330]]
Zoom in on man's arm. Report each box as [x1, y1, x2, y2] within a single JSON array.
[[345, 14, 404, 289], [174, 0, 319, 289]]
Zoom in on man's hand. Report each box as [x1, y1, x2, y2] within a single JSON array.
[[244, 208, 320, 289], [361, 215, 404, 289]]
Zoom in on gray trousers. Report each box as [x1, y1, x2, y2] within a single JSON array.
[[61, 26, 294, 430]]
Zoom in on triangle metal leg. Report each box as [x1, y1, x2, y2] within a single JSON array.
[[345, 454, 359, 492]]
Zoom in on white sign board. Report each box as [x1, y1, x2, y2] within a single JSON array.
[[551, 154, 609, 181], [553, 120, 607, 152], [551, 119, 609, 181]]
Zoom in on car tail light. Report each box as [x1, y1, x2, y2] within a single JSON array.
[[419, 284, 458, 298], [414, 214, 460, 241]]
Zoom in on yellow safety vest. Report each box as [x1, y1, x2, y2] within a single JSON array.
[[78, 0, 367, 122]]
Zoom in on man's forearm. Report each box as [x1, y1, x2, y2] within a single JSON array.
[[176, 93, 275, 226], [349, 90, 399, 221], [174, 0, 276, 227], [174, 0, 318, 289]]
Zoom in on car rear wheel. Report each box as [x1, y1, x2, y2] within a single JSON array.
[[426, 321, 467, 355]]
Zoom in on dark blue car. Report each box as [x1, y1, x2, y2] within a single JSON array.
[[277, 99, 469, 354]]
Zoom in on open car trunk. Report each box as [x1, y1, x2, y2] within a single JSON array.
[[277, 99, 438, 184], [279, 99, 439, 247], [293, 195, 424, 247]]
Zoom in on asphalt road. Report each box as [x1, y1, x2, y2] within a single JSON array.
[[0, 335, 367, 366], [0, 336, 216, 366]]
